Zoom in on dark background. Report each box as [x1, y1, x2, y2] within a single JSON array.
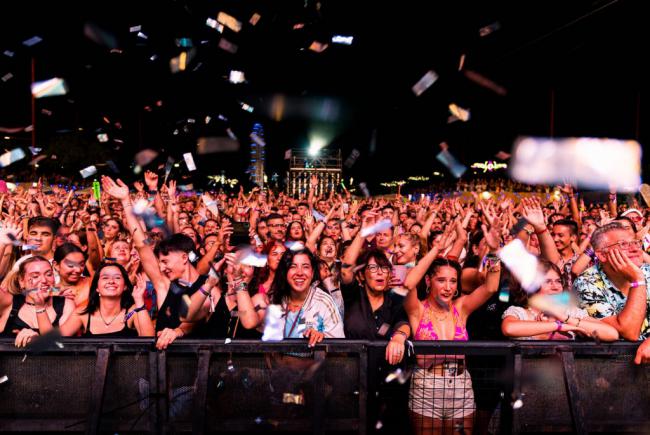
[[0, 0, 647, 190]]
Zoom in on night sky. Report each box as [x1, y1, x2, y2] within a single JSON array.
[[1, 0, 647, 190]]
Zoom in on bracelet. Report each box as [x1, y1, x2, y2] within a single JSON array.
[[630, 280, 647, 289], [199, 286, 210, 297], [125, 305, 146, 321], [235, 282, 248, 292], [555, 320, 563, 332], [35, 308, 47, 314], [535, 227, 549, 236], [391, 330, 408, 340]]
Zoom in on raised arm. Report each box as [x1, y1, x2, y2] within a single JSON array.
[[522, 197, 561, 265], [102, 176, 169, 307]]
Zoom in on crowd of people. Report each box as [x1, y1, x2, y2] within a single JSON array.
[[1, 172, 649, 434]]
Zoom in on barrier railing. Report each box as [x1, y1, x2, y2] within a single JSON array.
[[0, 339, 647, 434]]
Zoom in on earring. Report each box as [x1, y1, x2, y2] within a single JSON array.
[[454, 289, 460, 297]]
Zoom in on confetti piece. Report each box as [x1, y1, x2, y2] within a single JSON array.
[[183, 152, 197, 171], [134, 149, 159, 166], [218, 38, 238, 53], [448, 103, 471, 122], [97, 133, 109, 142], [436, 145, 467, 178], [510, 137, 641, 192], [31, 78, 68, 98], [229, 70, 245, 83], [1, 72, 13, 82], [331, 35, 353, 45], [479, 21, 501, 37], [412, 70, 438, 96], [206, 18, 224, 32], [308, 41, 328, 53], [498, 239, 545, 293], [249, 13, 261, 26], [22, 36, 43, 47], [0, 148, 26, 168], [217, 11, 242, 32], [79, 165, 97, 178], [262, 305, 284, 341], [360, 219, 392, 238], [0, 375, 8, 384], [129, 25, 141, 33], [464, 69, 507, 96]]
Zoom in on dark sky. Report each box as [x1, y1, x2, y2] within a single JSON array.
[[1, 0, 647, 188]]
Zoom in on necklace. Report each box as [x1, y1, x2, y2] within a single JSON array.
[[99, 309, 123, 327], [430, 305, 451, 322]]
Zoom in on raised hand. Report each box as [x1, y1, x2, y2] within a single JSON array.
[[144, 171, 159, 191], [521, 197, 547, 231], [132, 273, 147, 306], [101, 176, 130, 201]]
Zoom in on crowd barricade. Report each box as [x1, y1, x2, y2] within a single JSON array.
[[0, 339, 647, 434]]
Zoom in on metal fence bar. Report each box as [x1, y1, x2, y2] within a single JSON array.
[[192, 348, 212, 435], [148, 350, 159, 435], [86, 346, 111, 435], [358, 344, 368, 435], [312, 349, 326, 435], [558, 348, 588, 435], [157, 351, 169, 435]]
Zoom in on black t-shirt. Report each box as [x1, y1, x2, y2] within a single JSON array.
[[155, 275, 208, 332], [341, 281, 409, 340]]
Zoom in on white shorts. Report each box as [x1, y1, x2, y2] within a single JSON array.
[[408, 366, 475, 419]]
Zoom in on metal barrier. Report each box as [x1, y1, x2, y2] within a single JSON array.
[[0, 339, 648, 434]]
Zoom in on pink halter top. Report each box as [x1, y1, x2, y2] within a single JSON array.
[[414, 300, 469, 341]]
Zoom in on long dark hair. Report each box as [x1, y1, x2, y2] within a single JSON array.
[[270, 248, 321, 305], [82, 263, 134, 314]]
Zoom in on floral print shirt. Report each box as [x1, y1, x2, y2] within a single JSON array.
[[573, 263, 650, 340]]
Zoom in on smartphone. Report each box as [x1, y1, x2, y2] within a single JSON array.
[[392, 265, 408, 286], [230, 221, 251, 246]]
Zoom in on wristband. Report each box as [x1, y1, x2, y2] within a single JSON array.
[[125, 305, 146, 321], [391, 330, 408, 340], [235, 282, 248, 292], [630, 280, 647, 289], [555, 320, 563, 332], [535, 227, 549, 236], [199, 286, 211, 297], [35, 308, 47, 314]]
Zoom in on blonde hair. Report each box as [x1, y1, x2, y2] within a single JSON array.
[[8, 256, 52, 296]]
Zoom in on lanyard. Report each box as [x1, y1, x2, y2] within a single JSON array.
[[284, 307, 304, 338]]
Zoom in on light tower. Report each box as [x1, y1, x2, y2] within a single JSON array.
[[249, 122, 265, 187]]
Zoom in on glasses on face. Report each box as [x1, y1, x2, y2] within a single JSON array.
[[602, 239, 642, 251], [366, 264, 391, 274]]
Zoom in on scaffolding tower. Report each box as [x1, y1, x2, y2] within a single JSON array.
[[287, 148, 342, 197]]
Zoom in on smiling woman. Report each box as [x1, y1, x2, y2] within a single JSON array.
[[270, 248, 344, 345]]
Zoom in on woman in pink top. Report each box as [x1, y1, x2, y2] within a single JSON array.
[[404, 239, 502, 435]]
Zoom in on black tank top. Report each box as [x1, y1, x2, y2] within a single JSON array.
[[194, 294, 262, 340], [82, 312, 138, 338], [155, 275, 208, 332], [1, 295, 65, 336]]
